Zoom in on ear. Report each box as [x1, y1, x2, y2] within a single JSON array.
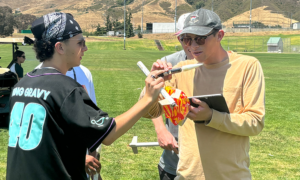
[[217, 30, 225, 42], [54, 42, 65, 55]]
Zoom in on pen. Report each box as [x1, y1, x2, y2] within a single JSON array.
[[157, 63, 202, 77], [137, 61, 177, 107], [164, 57, 170, 83]]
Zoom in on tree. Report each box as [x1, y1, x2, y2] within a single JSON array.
[[270, 25, 282, 29], [136, 25, 141, 30], [112, 19, 123, 31], [195, 1, 205, 9], [138, 32, 143, 38], [94, 23, 106, 36], [186, 0, 196, 5], [105, 15, 112, 32], [116, 0, 134, 6], [14, 14, 36, 31], [0, 6, 15, 37], [126, 12, 134, 38], [251, 22, 267, 28], [94, 24, 101, 36]]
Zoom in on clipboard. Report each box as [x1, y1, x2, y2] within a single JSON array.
[[188, 94, 229, 113]]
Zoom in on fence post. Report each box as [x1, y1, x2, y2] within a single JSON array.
[[262, 38, 264, 52], [289, 38, 292, 52], [228, 38, 229, 51]]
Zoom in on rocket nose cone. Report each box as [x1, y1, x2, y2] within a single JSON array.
[[182, 63, 203, 71]]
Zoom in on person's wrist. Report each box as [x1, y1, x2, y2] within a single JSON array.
[[141, 95, 154, 106], [207, 108, 213, 121], [205, 109, 213, 124], [155, 125, 167, 134]]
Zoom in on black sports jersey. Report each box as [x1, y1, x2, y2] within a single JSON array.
[[6, 68, 116, 180]]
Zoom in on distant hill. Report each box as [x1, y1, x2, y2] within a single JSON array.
[[223, 6, 298, 28], [186, 0, 300, 23], [0, 0, 299, 31]]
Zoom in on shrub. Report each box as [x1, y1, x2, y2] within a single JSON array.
[[138, 32, 143, 38]]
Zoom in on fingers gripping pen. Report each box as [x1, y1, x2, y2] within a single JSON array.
[[137, 61, 177, 107], [157, 63, 202, 77]]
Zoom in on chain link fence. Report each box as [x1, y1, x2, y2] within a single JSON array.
[[291, 45, 300, 53], [221, 37, 299, 53]]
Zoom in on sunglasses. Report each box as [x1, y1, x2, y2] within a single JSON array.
[[180, 31, 216, 46], [78, 39, 86, 47], [20, 56, 26, 59]]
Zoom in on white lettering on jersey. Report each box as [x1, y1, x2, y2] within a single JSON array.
[[43, 91, 51, 100], [12, 87, 51, 100], [37, 89, 44, 98], [12, 87, 24, 97], [31, 88, 37, 98]]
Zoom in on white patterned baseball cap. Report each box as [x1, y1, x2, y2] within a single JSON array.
[[175, 13, 191, 36]]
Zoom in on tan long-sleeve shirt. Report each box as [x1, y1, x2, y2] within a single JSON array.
[[143, 51, 265, 180]]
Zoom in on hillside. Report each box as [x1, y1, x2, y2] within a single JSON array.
[[0, 0, 299, 31], [223, 6, 298, 28], [192, 0, 300, 24]]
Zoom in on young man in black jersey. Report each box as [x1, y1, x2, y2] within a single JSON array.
[[6, 12, 168, 180]]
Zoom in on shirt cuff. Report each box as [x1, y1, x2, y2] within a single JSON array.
[[205, 109, 224, 129]]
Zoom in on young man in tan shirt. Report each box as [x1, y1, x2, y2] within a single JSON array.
[[144, 8, 265, 180]]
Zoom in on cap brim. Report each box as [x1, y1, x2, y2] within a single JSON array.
[[174, 30, 182, 36], [179, 26, 213, 36]]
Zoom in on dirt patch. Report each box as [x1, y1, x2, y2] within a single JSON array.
[[142, 33, 177, 40]]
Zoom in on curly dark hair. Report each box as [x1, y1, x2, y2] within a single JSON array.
[[33, 39, 55, 62], [33, 39, 69, 62]]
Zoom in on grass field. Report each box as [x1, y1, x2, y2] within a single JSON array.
[[87, 33, 300, 53], [0, 41, 300, 179]]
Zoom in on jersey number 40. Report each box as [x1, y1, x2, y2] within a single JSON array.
[[8, 102, 46, 150]]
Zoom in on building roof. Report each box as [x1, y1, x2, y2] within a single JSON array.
[[0, 38, 24, 44], [267, 37, 281, 45], [0, 38, 35, 45]]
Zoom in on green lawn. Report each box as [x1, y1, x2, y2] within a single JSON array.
[[0, 42, 300, 179], [67, 32, 300, 53], [87, 33, 300, 53]]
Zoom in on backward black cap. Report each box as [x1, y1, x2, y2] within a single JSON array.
[[179, 8, 222, 36], [31, 12, 82, 43]]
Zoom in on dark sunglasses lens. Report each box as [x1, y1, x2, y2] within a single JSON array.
[[22, 56, 25, 58], [81, 41, 85, 47], [182, 38, 191, 46], [195, 37, 205, 45]]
